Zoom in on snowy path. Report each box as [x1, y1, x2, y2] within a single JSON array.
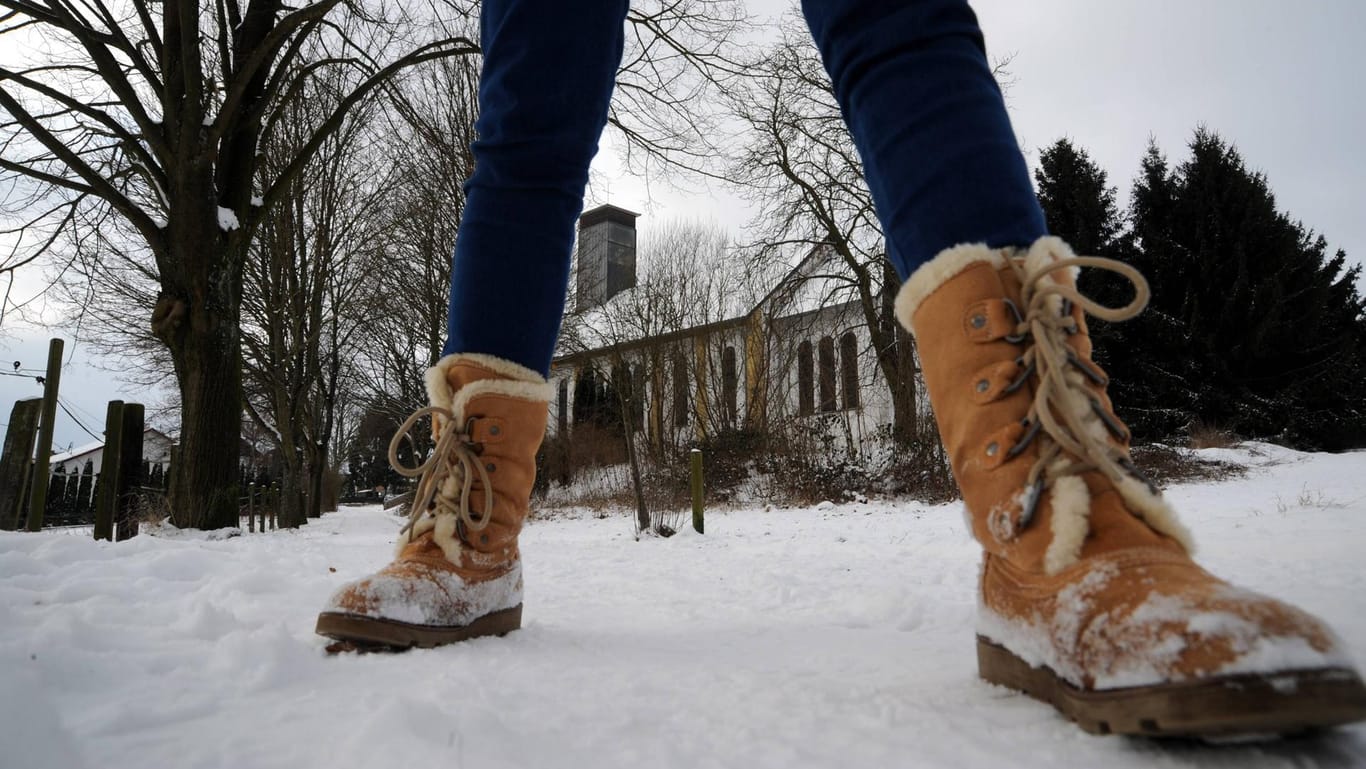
[[2, 444, 1365, 768]]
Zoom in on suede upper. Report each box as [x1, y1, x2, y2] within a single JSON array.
[[898, 239, 1348, 689], [326, 354, 550, 628]]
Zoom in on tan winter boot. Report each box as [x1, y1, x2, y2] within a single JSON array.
[[897, 237, 1366, 737], [316, 353, 551, 649]]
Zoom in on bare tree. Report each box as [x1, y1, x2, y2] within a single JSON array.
[[727, 21, 917, 446], [3, 0, 750, 528], [345, 53, 478, 436], [0, 0, 479, 527], [613, 0, 751, 181], [240, 61, 387, 527]]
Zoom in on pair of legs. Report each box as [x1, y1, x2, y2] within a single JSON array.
[[319, 0, 1366, 737], [447, 0, 1047, 376]]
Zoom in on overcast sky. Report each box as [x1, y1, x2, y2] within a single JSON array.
[[3, 0, 1363, 450], [594, 0, 1366, 271]]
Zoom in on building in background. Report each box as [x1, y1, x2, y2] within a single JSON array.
[[49, 427, 175, 475], [574, 204, 639, 311], [551, 206, 918, 463]]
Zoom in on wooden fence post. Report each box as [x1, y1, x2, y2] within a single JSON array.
[[0, 399, 42, 530], [247, 483, 255, 533], [691, 448, 704, 535], [93, 401, 124, 541], [115, 403, 144, 541], [26, 338, 64, 531]]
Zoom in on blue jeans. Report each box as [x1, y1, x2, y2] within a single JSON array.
[[444, 0, 1047, 376]]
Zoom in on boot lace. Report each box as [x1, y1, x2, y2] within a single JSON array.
[[998, 254, 1154, 536], [388, 406, 493, 542]]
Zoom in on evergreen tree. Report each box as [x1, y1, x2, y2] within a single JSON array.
[[1127, 129, 1366, 448], [1035, 138, 1124, 256], [1034, 138, 1194, 438], [1103, 142, 1206, 438]]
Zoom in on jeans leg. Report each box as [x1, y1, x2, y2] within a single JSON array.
[[801, 0, 1047, 279], [444, 0, 629, 375]]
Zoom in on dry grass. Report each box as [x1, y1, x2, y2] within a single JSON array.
[[1129, 443, 1245, 487], [1187, 420, 1240, 450]]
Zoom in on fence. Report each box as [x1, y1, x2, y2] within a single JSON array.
[[37, 461, 168, 528], [241, 483, 279, 533], [2, 361, 290, 536]]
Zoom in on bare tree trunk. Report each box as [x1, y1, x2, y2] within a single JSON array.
[[163, 281, 244, 530], [614, 352, 651, 534], [277, 462, 308, 528], [878, 263, 918, 447]]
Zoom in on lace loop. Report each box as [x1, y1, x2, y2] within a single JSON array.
[[388, 405, 495, 543]]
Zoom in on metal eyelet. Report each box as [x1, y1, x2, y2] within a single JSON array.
[[985, 442, 999, 457], [485, 462, 496, 473], [970, 313, 987, 329], [975, 379, 991, 394], [488, 424, 501, 436]]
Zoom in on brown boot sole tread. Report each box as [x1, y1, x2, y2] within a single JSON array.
[[977, 636, 1366, 737], [316, 604, 523, 651]]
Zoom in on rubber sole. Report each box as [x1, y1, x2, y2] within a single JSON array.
[[977, 636, 1366, 738], [316, 604, 523, 651]]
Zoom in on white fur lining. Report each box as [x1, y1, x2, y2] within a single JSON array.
[[1022, 236, 1081, 284], [1044, 474, 1091, 575], [1115, 476, 1196, 555], [895, 242, 1008, 331], [451, 378, 554, 421], [426, 353, 553, 419], [426, 364, 455, 414]]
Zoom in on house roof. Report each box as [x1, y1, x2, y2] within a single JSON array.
[[50, 440, 105, 465], [49, 427, 175, 464], [552, 242, 867, 367], [578, 203, 640, 228]]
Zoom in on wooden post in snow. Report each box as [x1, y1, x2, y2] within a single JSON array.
[[25, 338, 64, 531], [115, 403, 144, 541], [691, 448, 704, 535], [93, 401, 125, 541], [0, 399, 42, 530]]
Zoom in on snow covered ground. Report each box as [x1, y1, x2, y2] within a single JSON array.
[[2, 443, 1364, 769]]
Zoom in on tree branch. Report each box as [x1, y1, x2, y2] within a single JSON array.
[[254, 36, 476, 232], [0, 85, 161, 244]]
